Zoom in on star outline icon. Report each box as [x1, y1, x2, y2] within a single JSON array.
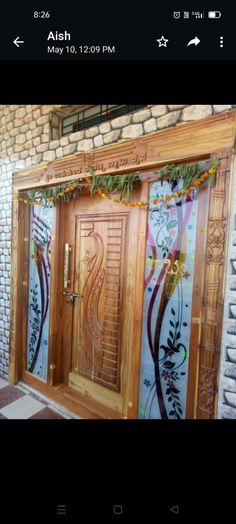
[[156, 35, 169, 47]]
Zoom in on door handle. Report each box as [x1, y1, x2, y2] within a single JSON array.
[[62, 291, 84, 304], [64, 243, 71, 288], [71, 292, 84, 298]]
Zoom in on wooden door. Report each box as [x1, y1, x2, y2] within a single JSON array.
[[57, 186, 147, 418]]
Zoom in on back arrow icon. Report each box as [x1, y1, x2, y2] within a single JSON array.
[[13, 36, 24, 47], [187, 36, 200, 46]]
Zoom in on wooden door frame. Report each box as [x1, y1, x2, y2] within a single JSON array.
[[186, 150, 232, 418], [9, 110, 236, 418]]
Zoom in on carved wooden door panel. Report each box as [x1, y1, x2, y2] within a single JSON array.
[[58, 187, 147, 417], [71, 214, 127, 392]]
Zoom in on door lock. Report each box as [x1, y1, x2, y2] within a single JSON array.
[[63, 291, 84, 304]]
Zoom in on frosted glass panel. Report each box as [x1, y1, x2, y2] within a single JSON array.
[[139, 180, 198, 419], [26, 205, 52, 380]]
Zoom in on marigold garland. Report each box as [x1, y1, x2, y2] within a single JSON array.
[[95, 166, 217, 207], [12, 159, 218, 208], [12, 178, 90, 207]]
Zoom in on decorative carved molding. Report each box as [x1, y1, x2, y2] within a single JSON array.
[[82, 233, 105, 352], [198, 365, 216, 416], [74, 216, 126, 392], [196, 150, 231, 418], [207, 218, 226, 264]]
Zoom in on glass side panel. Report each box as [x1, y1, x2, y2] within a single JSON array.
[[26, 204, 52, 380], [138, 179, 198, 419]]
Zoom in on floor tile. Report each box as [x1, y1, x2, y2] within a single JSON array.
[[0, 381, 80, 419], [17, 382, 80, 418], [0, 394, 45, 419], [0, 385, 25, 409], [30, 407, 65, 419], [16, 385, 49, 407], [0, 378, 8, 390]]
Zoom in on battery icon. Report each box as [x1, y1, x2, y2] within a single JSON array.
[[208, 11, 221, 18]]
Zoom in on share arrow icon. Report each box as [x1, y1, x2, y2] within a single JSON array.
[[187, 36, 200, 46]]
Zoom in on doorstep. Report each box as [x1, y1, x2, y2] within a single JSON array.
[[20, 371, 123, 418]]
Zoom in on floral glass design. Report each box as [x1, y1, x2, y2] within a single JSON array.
[[138, 179, 198, 419], [26, 205, 52, 380]]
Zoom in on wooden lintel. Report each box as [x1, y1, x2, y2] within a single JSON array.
[[12, 110, 236, 192]]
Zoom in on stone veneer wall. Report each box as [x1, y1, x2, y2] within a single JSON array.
[[0, 104, 233, 383], [218, 158, 236, 418]]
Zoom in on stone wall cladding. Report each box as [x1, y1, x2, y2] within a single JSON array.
[[218, 158, 236, 419], [0, 104, 234, 380]]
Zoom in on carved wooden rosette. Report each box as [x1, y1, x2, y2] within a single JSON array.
[[196, 150, 231, 418]]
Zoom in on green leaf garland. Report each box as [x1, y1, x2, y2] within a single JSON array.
[[155, 158, 218, 190], [20, 158, 218, 207]]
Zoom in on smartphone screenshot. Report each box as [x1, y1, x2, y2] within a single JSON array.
[[0, 2, 236, 521]]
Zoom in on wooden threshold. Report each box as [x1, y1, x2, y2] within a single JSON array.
[[21, 371, 123, 419]]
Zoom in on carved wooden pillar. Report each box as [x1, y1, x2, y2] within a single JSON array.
[[9, 196, 19, 384], [196, 149, 232, 418], [9, 194, 29, 384]]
